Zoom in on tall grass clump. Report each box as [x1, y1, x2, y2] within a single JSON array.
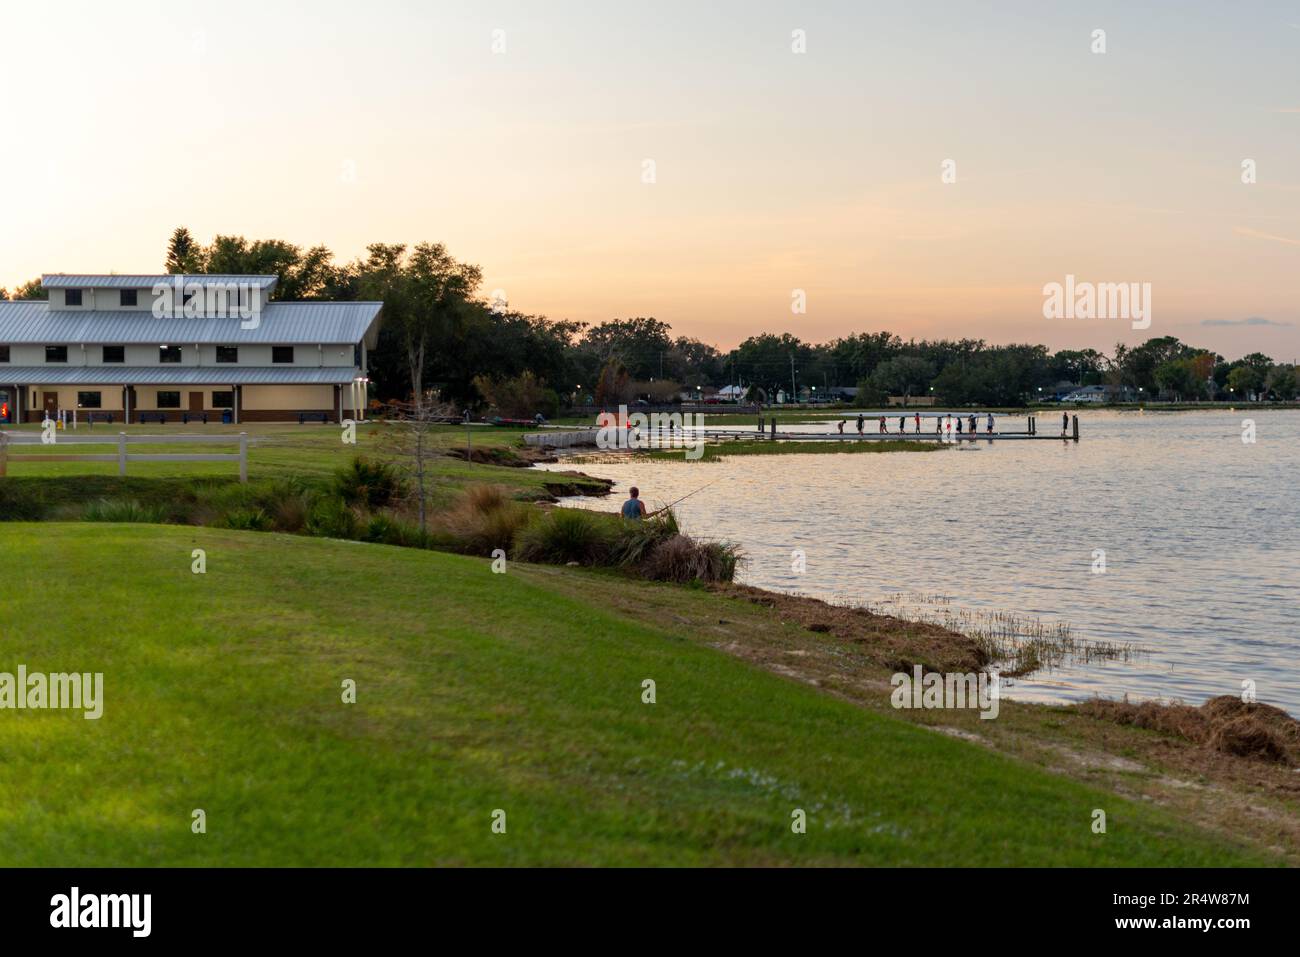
[[82, 499, 167, 523], [437, 484, 536, 556], [333, 456, 407, 509], [609, 509, 680, 567], [641, 534, 740, 584], [513, 507, 618, 566], [306, 497, 363, 540]]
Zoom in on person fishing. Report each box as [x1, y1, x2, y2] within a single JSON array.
[[621, 486, 648, 521], [856, 414, 864, 435], [878, 415, 888, 433], [898, 415, 906, 433], [914, 412, 921, 432], [1062, 411, 1069, 435], [986, 412, 995, 434]]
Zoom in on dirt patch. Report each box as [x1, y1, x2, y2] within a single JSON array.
[[1079, 696, 1300, 765], [708, 583, 987, 674]]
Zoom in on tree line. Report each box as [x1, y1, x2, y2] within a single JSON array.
[[4, 229, 1294, 410]]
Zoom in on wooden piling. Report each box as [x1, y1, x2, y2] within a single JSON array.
[[1072, 415, 1079, 442]]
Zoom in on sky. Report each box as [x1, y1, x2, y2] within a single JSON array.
[[1, 0, 1297, 360]]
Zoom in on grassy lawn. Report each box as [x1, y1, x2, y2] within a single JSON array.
[[0, 422, 608, 514], [0, 523, 1271, 866]]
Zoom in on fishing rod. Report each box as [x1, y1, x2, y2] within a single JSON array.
[[647, 480, 717, 517]]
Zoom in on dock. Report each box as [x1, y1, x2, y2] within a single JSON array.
[[523, 414, 1080, 449]]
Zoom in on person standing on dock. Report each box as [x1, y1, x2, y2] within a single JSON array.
[[838, 419, 845, 434], [956, 417, 963, 434], [856, 414, 864, 435], [986, 413, 995, 434], [968, 413, 977, 435], [898, 415, 906, 433], [621, 487, 647, 521], [1062, 411, 1069, 435], [879, 416, 888, 433], [935, 416, 942, 435]]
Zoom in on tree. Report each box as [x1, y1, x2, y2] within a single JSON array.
[[594, 358, 633, 407], [869, 356, 935, 404], [1265, 364, 1297, 400], [472, 371, 557, 418], [359, 242, 482, 412], [1227, 364, 1264, 398], [165, 227, 205, 273], [11, 278, 47, 300]]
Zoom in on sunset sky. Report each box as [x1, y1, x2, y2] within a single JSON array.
[[1, 0, 1296, 359]]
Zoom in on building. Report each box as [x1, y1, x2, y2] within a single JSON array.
[[0, 274, 382, 423]]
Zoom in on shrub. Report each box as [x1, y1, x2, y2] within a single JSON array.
[[610, 509, 680, 568], [513, 507, 617, 566], [0, 483, 49, 520], [306, 497, 363, 540], [438, 484, 535, 556], [82, 499, 167, 523], [333, 456, 406, 510], [641, 534, 740, 584], [364, 514, 434, 548], [219, 508, 273, 531]]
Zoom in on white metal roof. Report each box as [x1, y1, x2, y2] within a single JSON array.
[[0, 300, 382, 345], [41, 274, 279, 290]]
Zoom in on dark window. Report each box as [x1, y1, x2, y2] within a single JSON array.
[[65, 290, 82, 307], [45, 345, 68, 363], [77, 391, 102, 409], [159, 345, 182, 363], [272, 346, 294, 364], [103, 345, 125, 363], [0, 345, 9, 362], [156, 391, 181, 409], [213, 391, 235, 408], [216, 346, 238, 363], [119, 289, 138, 307]]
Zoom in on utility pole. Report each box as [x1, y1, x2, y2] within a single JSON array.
[[790, 354, 797, 404]]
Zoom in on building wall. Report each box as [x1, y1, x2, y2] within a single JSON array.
[[240, 385, 334, 411], [26, 385, 126, 412]]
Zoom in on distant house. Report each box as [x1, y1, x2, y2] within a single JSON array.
[[715, 384, 746, 400], [0, 274, 382, 423]]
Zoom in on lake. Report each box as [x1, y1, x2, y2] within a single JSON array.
[[541, 409, 1300, 715]]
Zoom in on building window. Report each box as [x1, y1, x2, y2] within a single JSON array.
[[272, 346, 294, 364], [0, 345, 9, 363], [65, 290, 83, 307], [77, 391, 102, 409], [103, 345, 125, 363], [159, 345, 182, 363], [156, 391, 181, 409], [213, 390, 235, 408], [45, 345, 68, 363], [120, 289, 138, 307], [216, 346, 238, 363]]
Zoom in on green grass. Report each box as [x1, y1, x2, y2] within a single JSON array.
[[0, 422, 606, 515], [0, 523, 1270, 865], [643, 439, 943, 460]]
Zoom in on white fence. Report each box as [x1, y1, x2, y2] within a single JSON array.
[[0, 431, 248, 481]]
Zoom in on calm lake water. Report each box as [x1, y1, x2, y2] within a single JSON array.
[[542, 410, 1300, 715]]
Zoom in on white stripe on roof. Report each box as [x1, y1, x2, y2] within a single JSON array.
[[0, 366, 360, 385]]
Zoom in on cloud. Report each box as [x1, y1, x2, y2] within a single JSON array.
[[1233, 226, 1300, 245], [1201, 316, 1293, 328]]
